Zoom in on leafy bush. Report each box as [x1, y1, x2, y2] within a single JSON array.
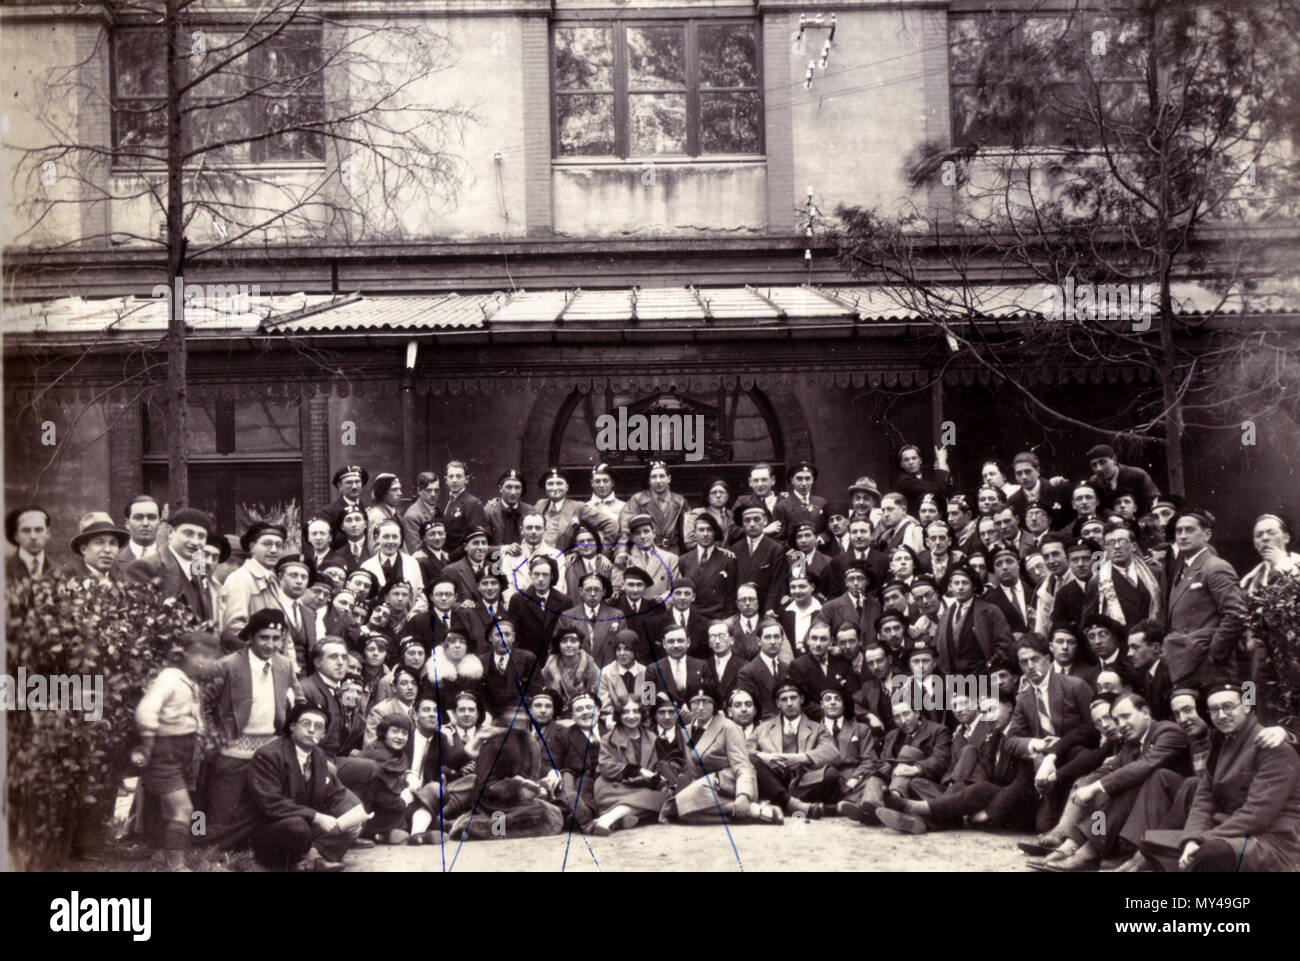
[[1247, 575, 1300, 726], [6, 574, 197, 871]]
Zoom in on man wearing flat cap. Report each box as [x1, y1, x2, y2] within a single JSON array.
[[220, 520, 290, 652], [678, 510, 738, 621], [206, 607, 305, 846], [617, 512, 678, 603], [1162, 508, 1247, 687], [69, 512, 130, 584], [321, 465, 369, 536], [129, 507, 218, 623], [732, 502, 789, 615], [774, 461, 828, 542]]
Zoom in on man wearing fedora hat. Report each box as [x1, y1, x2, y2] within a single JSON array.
[[69, 512, 130, 583], [220, 521, 290, 652], [128, 507, 218, 623], [5, 504, 57, 582], [678, 511, 737, 621], [321, 465, 369, 536]]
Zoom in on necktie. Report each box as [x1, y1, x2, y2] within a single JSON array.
[[745, 618, 754, 635], [487, 605, 495, 619], [497, 655, 508, 672], [263, 661, 271, 677], [1036, 687, 1055, 734], [353, 543, 362, 561], [193, 575, 210, 619], [301, 753, 312, 782], [953, 603, 966, 636], [27, 557, 38, 576], [767, 657, 779, 678], [854, 597, 862, 618]]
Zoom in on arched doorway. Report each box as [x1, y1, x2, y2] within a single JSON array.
[[547, 386, 788, 497]]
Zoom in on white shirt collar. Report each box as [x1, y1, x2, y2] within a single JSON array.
[[782, 715, 801, 734], [17, 547, 44, 566], [248, 650, 271, 673]]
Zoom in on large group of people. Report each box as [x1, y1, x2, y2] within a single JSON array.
[[5, 442, 1299, 872]]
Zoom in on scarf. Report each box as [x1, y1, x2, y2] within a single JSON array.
[[1097, 556, 1162, 624]]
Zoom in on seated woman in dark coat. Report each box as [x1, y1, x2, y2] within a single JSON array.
[[593, 695, 671, 835], [446, 709, 565, 841], [359, 712, 415, 844]]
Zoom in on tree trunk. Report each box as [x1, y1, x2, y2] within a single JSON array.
[[1158, 285, 1186, 497], [164, 0, 188, 509]]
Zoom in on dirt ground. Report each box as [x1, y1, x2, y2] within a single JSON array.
[[347, 820, 1044, 873]]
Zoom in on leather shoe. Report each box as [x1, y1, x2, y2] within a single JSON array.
[[1040, 848, 1100, 872], [1018, 837, 1065, 857], [835, 801, 860, 820], [351, 837, 376, 849], [882, 789, 909, 813], [806, 802, 825, 820], [877, 808, 927, 835]]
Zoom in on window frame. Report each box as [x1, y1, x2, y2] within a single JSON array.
[[550, 17, 765, 161], [109, 25, 327, 168], [948, 12, 1144, 150]]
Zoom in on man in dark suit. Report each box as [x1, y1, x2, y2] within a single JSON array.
[[1049, 539, 1098, 631], [68, 512, 130, 584], [1004, 634, 1099, 828], [935, 563, 1016, 680], [505, 555, 571, 661], [677, 513, 738, 621], [1177, 684, 1300, 872], [821, 563, 880, 646], [612, 566, 667, 664], [560, 570, 625, 665], [320, 465, 369, 536], [323, 506, 370, 574], [480, 617, 543, 718], [731, 504, 789, 614], [726, 464, 787, 544], [459, 570, 508, 658], [737, 618, 789, 721], [1032, 691, 1190, 871], [851, 640, 897, 735], [839, 692, 952, 822], [774, 461, 829, 541], [303, 517, 338, 582], [246, 702, 368, 871], [1008, 452, 1075, 530], [649, 625, 706, 707], [5, 504, 56, 582], [658, 579, 710, 660], [826, 518, 889, 599], [1127, 620, 1173, 722], [703, 620, 745, 702], [816, 688, 877, 804], [984, 544, 1033, 635], [1086, 444, 1161, 516], [408, 577, 475, 653], [725, 583, 767, 661], [877, 690, 1023, 833], [786, 522, 834, 599], [786, 618, 859, 721], [440, 527, 495, 603], [1162, 509, 1247, 687], [298, 641, 382, 816]]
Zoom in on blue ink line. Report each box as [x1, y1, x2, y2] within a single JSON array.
[[1235, 836, 1248, 872], [642, 623, 744, 872]]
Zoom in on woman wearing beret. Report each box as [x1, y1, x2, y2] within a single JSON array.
[[592, 695, 672, 834]]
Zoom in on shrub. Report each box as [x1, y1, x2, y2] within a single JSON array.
[[6, 573, 197, 870]]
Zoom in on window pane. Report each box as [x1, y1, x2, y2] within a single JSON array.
[[189, 102, 252, 161], [116, 31, 166, 96], [948, 17, 986, 85], [556, 26, 613, 90], [629, 93, 686, 154], [233, 400, 301, 452], [263, 96, 325, 161], [144, 401, 217, 454], [627, 26, 685, 90], [114, 103, 166, 150], [557, 93, 615, 155], [701, 92, 760, 152], [699, 23, 758, 88]]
